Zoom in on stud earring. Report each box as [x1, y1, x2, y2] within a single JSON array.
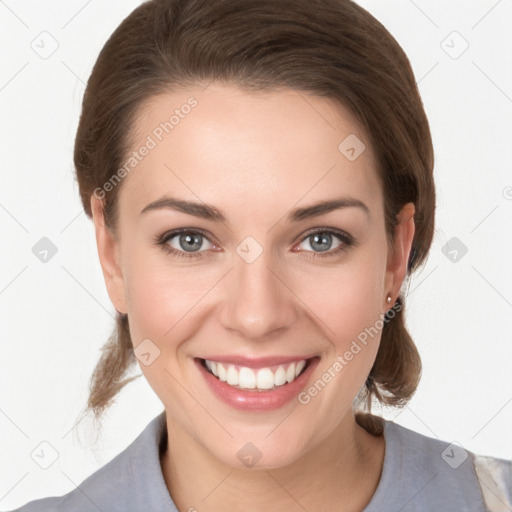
[[386, 294, 392, 304]]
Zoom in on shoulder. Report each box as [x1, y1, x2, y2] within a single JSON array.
[[6, 411, 176, 512], [473, 452, 512, 510], [367, 418, 512, 512], [6, 448, 131, 512]]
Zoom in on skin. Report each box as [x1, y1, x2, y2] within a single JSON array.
[[91, 83, 415, 511]]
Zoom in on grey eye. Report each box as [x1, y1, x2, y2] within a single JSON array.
[[168, 232, 211, 253]]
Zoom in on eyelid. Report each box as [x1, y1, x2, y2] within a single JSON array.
[[156, 226, 355, 258], [157, 227, 218, 250], [293, 227, 355, 255], [298, 226, 354, 244]]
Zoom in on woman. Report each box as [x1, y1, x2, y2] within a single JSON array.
[[9, 0, 511, 511]]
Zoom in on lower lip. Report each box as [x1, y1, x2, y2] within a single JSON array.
[[195, 357, 320, 412]]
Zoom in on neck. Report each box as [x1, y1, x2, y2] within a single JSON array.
[[160, 410, 385, 512]]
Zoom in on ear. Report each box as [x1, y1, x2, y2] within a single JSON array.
[[90, 195, 127, 314], [384, 202, 415, 308]]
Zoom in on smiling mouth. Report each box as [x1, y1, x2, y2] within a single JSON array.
[[198, 357, 315, 392]]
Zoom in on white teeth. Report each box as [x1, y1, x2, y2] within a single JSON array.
[[256, 368, 275, 390], [226, 366, 238, 385], [274, 366, 286, 386], [295, 360, 306, 377], [239, 367, 256, 389], [203, 359, 308, 390], [217, 363, 227, 382], [286, 364, 296, 383]]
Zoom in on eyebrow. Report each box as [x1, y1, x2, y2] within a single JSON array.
[[140, 195, 370, 222]]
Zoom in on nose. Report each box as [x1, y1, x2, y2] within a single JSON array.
[[219, 246, 299, 340]]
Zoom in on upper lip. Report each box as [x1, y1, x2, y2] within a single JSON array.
[[198, 355, 317, 368]]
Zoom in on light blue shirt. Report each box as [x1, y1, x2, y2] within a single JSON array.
[[7, 411, 511, 511]]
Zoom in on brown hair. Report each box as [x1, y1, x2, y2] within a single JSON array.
[[74, 0, 435, 427]]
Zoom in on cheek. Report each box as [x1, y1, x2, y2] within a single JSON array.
[[293, 248, 387, 409], [298, 252, 386, 345], [330, 268, 384, 346], [122, 244, 222, 348], [125, 267, 194, 343], [123, 232, 387, 344], [121, 247, 213, 415]]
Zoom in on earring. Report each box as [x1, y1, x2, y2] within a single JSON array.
[[386, 294, 392, 304]]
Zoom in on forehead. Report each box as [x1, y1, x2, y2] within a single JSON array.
[[118, 83, 383, 222]]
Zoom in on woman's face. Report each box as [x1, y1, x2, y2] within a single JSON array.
[[92, 83, 414, 469]]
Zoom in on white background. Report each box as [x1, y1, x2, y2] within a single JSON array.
[[1, 0, 511, 509]]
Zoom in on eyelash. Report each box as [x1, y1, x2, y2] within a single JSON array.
[[154, 227, 356, 260]]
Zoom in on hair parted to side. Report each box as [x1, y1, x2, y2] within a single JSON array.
[[74, 0, 435, 428]]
